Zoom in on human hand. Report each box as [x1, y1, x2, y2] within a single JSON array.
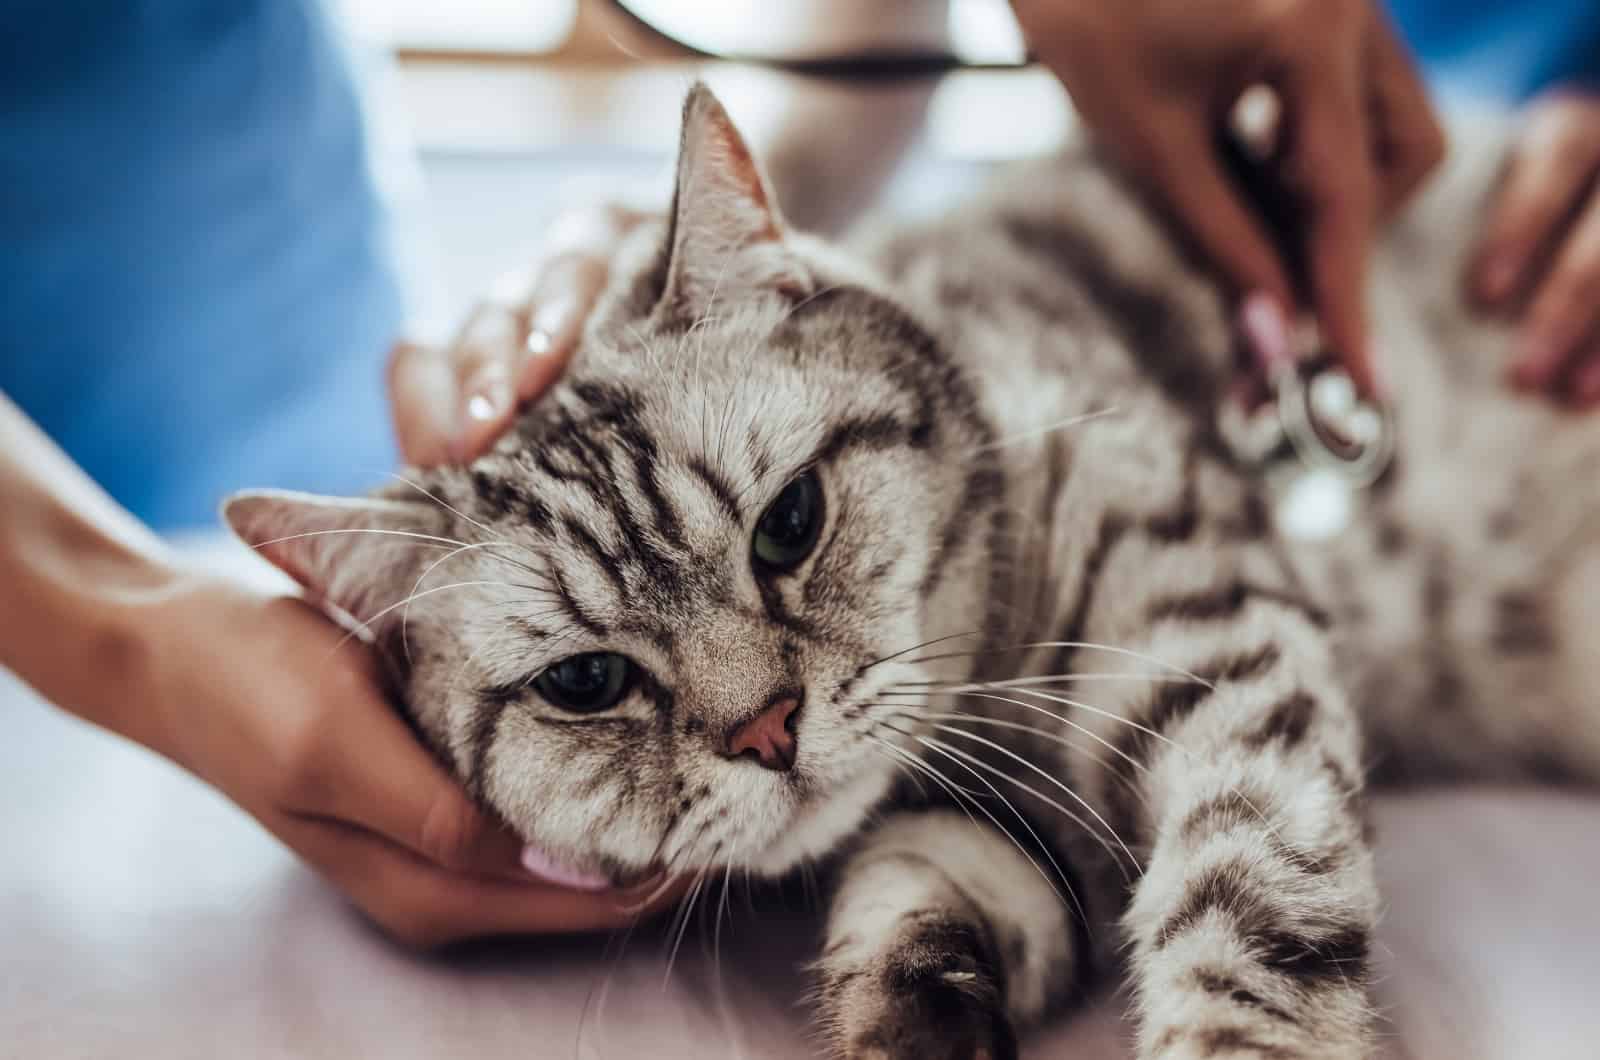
[[1468, 92, 1600, 403], [388, 203, 651, 466], [132, 573, 680, 948], [1012, 0, 1445, 397]]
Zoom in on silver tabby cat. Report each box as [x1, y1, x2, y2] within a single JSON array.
[[227, 85, 1600, 1059]]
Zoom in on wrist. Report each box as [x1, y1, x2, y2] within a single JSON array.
[[0, 500, 189, 748]]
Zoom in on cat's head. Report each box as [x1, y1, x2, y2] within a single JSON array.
[[226, 84, 1000, 884]]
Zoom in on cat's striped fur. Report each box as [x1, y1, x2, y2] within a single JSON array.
[[228, 88, 1599, 1059]]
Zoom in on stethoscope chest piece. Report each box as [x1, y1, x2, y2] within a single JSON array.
[[1222, 355, 1396, 489]]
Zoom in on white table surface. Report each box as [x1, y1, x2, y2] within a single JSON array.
[[4, 545, 1600, 1060]]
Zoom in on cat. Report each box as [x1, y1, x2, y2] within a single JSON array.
[[225, 83, 1600, 1059]]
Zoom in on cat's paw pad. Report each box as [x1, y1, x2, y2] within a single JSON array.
[[821, 915, 1017, 1060]]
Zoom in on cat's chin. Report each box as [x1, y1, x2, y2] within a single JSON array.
[[745, 759, 897, 877]]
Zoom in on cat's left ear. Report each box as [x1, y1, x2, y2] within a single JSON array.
[[223, 489, 443, 634], [656, 82, 812, 322]]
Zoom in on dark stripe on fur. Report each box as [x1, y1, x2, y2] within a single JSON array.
[[1147, 581, 1331, 627], [1158, 858, 1371, 992], [817, 414, 912, 465], [562, 516, 630, 597], [549, 566, 609, 637], [687, 456, 744, 524], [1243, 691, 1317, 750], [1049, 512, 1133, 680], [1193, 969, 1296, 1024], [997, 211, 1220, 418], [1492, 591, 1555, 654]]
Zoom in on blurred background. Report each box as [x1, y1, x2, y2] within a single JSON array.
[[352, 0, 1061, 327], [2, 0, 1579, 532]]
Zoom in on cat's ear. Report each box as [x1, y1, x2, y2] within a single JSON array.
[[223, 489, 442, 630], [656, 82, 811, 322]]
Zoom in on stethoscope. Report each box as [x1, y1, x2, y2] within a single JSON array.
[[1224, 334, 1396, 489], [603, 0, 1399, 487]]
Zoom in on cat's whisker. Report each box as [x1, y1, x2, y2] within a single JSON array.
[[866, 732, 1060, 906], [400, 540, 522, 665], [908, 723, 1141, 880], [661, 866, 709, 989], [880, 686, 1150, 780], [250, 527, 470, 551], [874, 723, 1087, 923], [903, 671, 1197, 690], [908, 710, 1147, 808], [856, 629, 984, 675], [866, 728, 987, 800], [978, 684, 1187, 760], [965, 406, 1121, 456], [357, 580, 542, 635], [387, 472, 507, 544], [762, 282, 844, 342], [908, 640, 1214, 687], [873, 740, 933, 800]]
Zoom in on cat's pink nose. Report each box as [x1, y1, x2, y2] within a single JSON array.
[[725, 695, 801, 772]]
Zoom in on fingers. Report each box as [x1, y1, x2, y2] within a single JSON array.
[[276, 646, 529, 881], [1280, 51, 1382, 396], [1471, 95, 1600, 312], [387, 204, 646, 467], [1124, 103, 1298, 314], [445, 301, 527, 463], [387, 340, 457, 468], [1513, 192, 1600, 391], [1363, 11, 1446, 216], [280, 812, 689, 949]]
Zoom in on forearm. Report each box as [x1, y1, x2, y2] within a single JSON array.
[[0, 392, 184, 744]]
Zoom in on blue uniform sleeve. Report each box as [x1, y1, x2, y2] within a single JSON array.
[[0, 0, 403, 530], [1388, 0, 1600, 101]]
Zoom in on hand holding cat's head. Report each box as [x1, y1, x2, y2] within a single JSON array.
[[225, 84, 999, 885]]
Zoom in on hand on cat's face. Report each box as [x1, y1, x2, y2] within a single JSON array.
[[1469, 91, 1600, 404], [230, 87, 987, 887], [131, 574, 686, 949], [388, 203, 652, 468]]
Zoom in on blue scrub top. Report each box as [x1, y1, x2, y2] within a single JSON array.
[[1389, 0, 1600, 100], [0, 0, 402, 530]]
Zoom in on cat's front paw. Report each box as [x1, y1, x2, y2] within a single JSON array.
[[817, 913, 1017, 1060], [1144, 1026, 1371, 1060]]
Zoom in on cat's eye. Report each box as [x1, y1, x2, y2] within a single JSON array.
[[752, 471, 824, 573], [533, 653, 635, 714]]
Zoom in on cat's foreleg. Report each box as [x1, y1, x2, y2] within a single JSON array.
[[1114, 606, 1380, 1060], [812, 810, 1077, 1060]]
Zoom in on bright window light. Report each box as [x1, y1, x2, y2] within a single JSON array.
[[341, 0, 578, 52]]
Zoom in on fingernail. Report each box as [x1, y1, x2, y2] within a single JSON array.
[[520, 845, 611, 892], [529, 294, 579, 354], [1239, 291, 1293, 374], [463, 377, 512, 425]]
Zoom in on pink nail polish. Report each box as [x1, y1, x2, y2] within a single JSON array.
[[1239, 291, 1293, 375], [520, 845, 612, 892]]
